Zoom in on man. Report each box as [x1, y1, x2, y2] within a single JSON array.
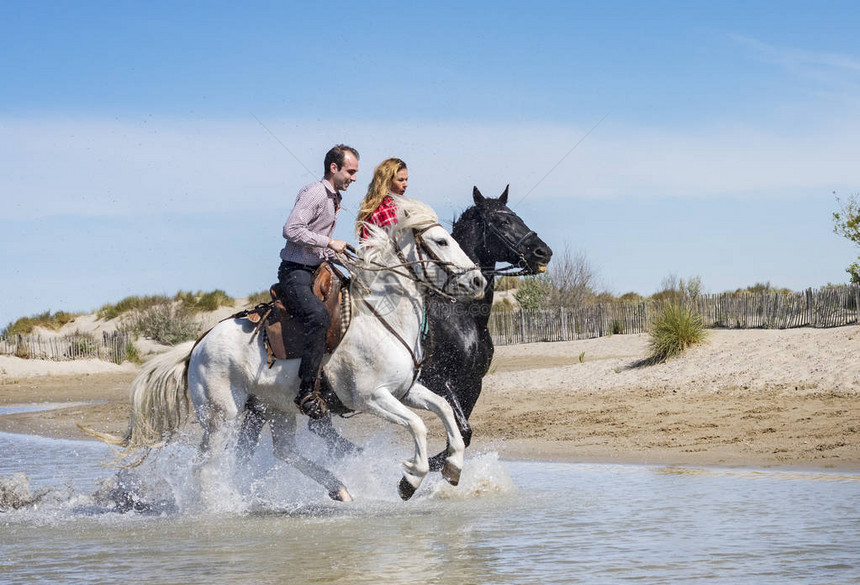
[[278, 144, 359, 418]]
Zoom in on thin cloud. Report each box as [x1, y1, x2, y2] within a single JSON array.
[[2, 115, 858, 222], [729, 33, 860, 87]]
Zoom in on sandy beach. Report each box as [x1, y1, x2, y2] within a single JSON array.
[[1, 326, 858, 471]]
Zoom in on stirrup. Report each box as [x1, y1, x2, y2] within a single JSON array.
[[295, 388, 328, 419]]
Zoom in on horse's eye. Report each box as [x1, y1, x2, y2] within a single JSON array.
[[435, 239, 449, 247]]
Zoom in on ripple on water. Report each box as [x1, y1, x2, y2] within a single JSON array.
[[0, 432, 859, 584]]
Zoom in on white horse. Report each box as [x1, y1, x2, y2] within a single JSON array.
[[85, 197, 487, 502]]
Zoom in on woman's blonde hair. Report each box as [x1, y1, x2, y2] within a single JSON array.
[[356, 157, 407, 235]]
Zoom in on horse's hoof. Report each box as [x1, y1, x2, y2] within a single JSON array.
[[398, 477, 417, 501], [441, 462, 461, 486], [329, 487, 354, 502]]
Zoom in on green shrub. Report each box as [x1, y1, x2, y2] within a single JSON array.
[[618, 291, 644, 303], [593, 292, 616, 304], [650, 275, 703, 303], [2, 310, 79, 336], [98, 295, 172, 321], [647, 303, 707, 363], [124, 342, 142, 364], [734, 282, 793, 295], [175, 289, 234, 313], [847, 261, 860, 284], [245, 290, 271, 307], [99, 290, 234, 320], [514, 276, 552, 310], [122, 303, 200, 345], [833, 192, 860, 283]]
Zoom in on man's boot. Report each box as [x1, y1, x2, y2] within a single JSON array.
[[295, 381, 328, 419]]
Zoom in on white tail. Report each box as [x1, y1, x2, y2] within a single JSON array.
[[79, 341, 195, 466]]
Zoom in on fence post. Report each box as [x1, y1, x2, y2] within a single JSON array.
[[856, 284, 860, 324], [519, 310, 525, 343], [561, 308, 567, 341]]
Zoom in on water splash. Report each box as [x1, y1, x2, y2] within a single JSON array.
[[0, 473, 48, 511], [426, 451, 517, 500], [0, 423, 518, 521]]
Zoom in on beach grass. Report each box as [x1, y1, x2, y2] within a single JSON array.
[[648, 303, 708, 363]]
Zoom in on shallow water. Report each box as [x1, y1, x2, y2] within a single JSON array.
[[1, 426, 859, 584]]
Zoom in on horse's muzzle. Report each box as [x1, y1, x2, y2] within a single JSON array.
[[449, 269, 487, 300]]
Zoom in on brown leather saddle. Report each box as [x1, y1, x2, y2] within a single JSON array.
[[239, 262, 351, 367]]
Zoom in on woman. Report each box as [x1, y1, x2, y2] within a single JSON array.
[[356, 157, 408, 240]]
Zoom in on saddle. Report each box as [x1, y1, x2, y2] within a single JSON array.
[[239, 262, 351, 367]]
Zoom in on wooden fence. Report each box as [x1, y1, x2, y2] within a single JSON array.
[[0, 331, 131, 364], [489, 285, 860, 346], [3, 285, 857, 358]]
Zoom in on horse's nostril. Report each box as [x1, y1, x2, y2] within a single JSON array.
[[534, 247, 551, 259], [473, 276, 484, 288]]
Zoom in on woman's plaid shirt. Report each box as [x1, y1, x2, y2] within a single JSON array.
[[360, 194, 398, 240]]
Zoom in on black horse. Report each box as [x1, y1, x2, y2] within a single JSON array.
[[422, 185, 552, 469], [238, 186, 552, 468]]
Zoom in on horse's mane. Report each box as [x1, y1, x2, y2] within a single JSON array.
[[358, 195, 439, 265], [451, 205, 479, 237], [455, 205, 479, 223]]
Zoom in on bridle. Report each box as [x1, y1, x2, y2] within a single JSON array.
[[343, 222, 479, 302], [337, 221, 481, 385], [477, 209, 539, 277], [406, 223, 474, 298]]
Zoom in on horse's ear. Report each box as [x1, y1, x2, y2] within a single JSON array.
[[473, 186, 485, 206], [499, 184, 509, 205]]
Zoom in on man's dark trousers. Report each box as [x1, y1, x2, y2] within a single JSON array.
[[278, 260, 331, 391]]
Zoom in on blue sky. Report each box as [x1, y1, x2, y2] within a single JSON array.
[[2, 1, 859, 327]]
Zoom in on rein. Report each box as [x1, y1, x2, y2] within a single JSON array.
[[359, 297, 423, 386], [339, 223, 469, 302]]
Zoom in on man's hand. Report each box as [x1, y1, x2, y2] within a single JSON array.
[[327, 238, 348, 253]]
